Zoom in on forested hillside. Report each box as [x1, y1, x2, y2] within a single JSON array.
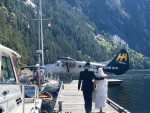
[[65, 0, 150, 57], [0, 0, 150, 69]]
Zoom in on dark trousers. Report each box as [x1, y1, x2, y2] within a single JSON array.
[[83, 90, 93, 113]]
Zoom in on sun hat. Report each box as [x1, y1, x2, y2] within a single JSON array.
[[35, 63, 40, 67], [96, 67, 107, 77]]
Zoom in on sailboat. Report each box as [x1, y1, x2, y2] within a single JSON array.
[[19, 0, 58, 98], [35, 0, 60, 94], [19, 65, 53, 97], [0, 44, 53, 113]]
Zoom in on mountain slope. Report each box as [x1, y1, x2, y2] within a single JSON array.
[[0, 0, 150, 69], [65, 0, 150, 57]]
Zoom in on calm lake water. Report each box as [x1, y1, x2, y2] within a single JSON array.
[[108, 70, 150, 113], [42, 70, 150, 113]]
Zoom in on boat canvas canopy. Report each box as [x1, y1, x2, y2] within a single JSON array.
[[0, 44, 21, 58]]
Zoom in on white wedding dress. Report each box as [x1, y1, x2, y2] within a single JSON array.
[[93, 68, 108, 109]]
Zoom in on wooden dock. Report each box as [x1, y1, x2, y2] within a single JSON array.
[[53, 80, 130, 113]]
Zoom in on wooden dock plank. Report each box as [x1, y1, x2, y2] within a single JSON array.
[[54, 80, 129, 113]]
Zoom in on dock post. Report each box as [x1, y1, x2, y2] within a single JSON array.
[[62, 84, 64, 89], [58, 101, 62, 111], [100, 108, 102, 113]]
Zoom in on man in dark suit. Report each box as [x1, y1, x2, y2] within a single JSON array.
[[78, 62, 105, 113]]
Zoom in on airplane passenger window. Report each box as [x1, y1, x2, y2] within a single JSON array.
[[0, 55, 16, 83], [79, 65, 81, 68], [93, 65, 97, 69]]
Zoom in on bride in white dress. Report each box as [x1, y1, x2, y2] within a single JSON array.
[[93, 66, 108, 112]]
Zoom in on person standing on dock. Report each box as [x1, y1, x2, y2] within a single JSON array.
[[33, 64, 41, 87], [78, 62, 106, 113], [92, 66, 108, 113]]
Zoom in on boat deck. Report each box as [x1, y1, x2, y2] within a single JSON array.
[[15, 98, 42, 113], [53, 80, 130, 113]]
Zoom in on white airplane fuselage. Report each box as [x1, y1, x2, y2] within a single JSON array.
[[44, 61, 102, 75], [44, 49, 129, 76]]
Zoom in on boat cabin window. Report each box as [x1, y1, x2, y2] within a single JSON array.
[[0, 55, 16, 83]]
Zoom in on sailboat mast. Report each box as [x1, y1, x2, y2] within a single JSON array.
[[40, 0, 44, 66], [38, 0, 41, 65], [38, 0, 44, 66]]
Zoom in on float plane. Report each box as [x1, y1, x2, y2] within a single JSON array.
[[44, 49, 129, 75]]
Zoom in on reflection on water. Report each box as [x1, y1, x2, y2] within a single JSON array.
[[108, 70, 150, 113]]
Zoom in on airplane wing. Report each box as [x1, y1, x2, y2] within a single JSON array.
[[57, 56, 76, 72], [58, 56, 76, 62]]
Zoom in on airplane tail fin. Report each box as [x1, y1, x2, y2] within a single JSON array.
[[103, 49, 129, 75]]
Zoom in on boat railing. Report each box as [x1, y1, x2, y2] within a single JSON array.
[[53, 81, 63, 112], [0, 83, 39, 113], [107, 98, 130, 113]]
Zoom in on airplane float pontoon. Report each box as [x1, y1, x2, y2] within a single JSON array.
[[44, 49, 129, 76]]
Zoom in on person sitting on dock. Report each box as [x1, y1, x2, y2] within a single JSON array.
[[78, 62, 106, 113], [92, 66, 108, 113]]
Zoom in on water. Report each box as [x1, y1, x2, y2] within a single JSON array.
[[42, 70, 150, 113], [108, 70, 150, 113]]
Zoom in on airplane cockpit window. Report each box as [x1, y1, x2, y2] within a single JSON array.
[[62, 63, 66, 67], [61, 62, 76, 68], [0, 54, 16, 83]]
